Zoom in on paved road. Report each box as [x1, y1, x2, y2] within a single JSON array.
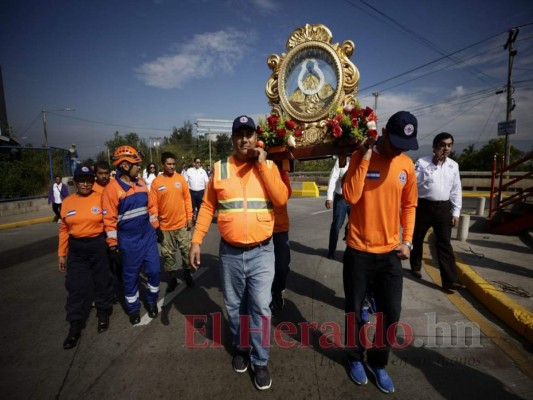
[[0, 196, 531, 399]]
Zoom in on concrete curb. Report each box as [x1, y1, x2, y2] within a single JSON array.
[[0, 216, 54, 230], [455, 256, 533, 343]]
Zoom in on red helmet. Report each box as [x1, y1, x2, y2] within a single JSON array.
[[112, 145, 142, 166]]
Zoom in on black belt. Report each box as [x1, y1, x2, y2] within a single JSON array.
[[419, 198, 450, 204], [223, 237, 271, 251]]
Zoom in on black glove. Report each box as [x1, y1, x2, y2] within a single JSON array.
[[108, 246, 121, 266], [156, 228, 164, 244]]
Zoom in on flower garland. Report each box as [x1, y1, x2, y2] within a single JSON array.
[[257, 102, 378, 150], [256, 114, 302, 149], [325, 103, 378, 143]]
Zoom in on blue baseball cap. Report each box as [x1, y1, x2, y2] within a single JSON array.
[[385, 111, 419, 151], [232, 115, 256, 135]]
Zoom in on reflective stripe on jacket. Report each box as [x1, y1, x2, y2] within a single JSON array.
[[213, 157, 274, 246]]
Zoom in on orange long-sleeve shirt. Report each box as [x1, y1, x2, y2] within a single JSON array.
[[192, 157, 289, 246], [273, 170, 292, 233], [92, 181, 106, 194], [58, 191, 105, 256], [149, 172, 193, 231], [342, 149, 417, 253]]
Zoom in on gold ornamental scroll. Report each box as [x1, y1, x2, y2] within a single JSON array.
[[264, 24, 360, 162]]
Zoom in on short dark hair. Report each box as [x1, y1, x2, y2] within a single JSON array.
[[161, 152, 177, 163], [94, 160, 111, 173], [433, 132, 454, 148]]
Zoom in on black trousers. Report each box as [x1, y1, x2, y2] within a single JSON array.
[[410, 199, 457, 285], [52, 203, 62, 220], [65, 235, 114, 322], [343, 247, 403, 367]]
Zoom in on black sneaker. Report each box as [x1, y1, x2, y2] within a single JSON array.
[[251, 364, 272, 390], [232, 352, 249, 373], [183, 269, 195, 287]]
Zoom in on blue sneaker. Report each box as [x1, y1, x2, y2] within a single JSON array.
[[349, 360, 368, 385], [367, 365, 395, 394]]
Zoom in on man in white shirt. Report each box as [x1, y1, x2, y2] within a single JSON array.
[[325, 155, 350, 259], [410, 132, 464, 293], [186, 157, 209, 223], [48, 175, 70, 223]]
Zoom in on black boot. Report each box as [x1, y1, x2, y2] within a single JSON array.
[[146, 303, 158, 318], [184, 268, 195, 287], [63, 320, 82, 349], [96, 307, 112, 333], [166, 271, 178, 293], [129, 312, 140, 325]]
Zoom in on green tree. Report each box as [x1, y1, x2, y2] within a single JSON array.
[[457, 138, 526, 171]]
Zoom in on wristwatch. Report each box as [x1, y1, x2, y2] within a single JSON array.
[[403, 241, 413, 251]]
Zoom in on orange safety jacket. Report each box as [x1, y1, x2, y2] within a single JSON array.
[[192, 156, 289, 247], [58, 191, 105, 256], [273, 170, 292, 233]]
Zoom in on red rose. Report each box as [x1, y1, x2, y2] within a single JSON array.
[[276, 128, 286, 137], [256, 125, 263, 134], [267, 116, 278, 131], [367, 129, 378, 139], [332, 124, 343, 138], [363, 106, 374, 117], [285, 120, 296, 130], [294, 129, 303, 137]]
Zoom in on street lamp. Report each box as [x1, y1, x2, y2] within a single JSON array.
[[41, 108, 76, 147]]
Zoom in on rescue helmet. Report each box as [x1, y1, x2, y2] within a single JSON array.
[[112, 145, 142, 166]]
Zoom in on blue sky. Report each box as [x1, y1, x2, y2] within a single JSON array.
[[2, 0, 533, 160]]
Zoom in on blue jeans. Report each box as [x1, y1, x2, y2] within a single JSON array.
[[219, 238, 275, 366], [190, 190, 204, 219], [343, 246, 403, 368], [328, 193, 351, 255], [272, 231, 290, 294]]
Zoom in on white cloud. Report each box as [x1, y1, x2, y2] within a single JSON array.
[[135, 28, 255, 89], [249, 0, 278, 12], [451, 85, 466, 97]]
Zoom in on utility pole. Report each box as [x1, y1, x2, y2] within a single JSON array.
[[503, 28, 519, 168], [372, 92, 380, 129]]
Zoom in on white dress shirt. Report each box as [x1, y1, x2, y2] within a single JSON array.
[[186, 167, 209, 191], [53, 183, 64, 203], [326, 157, 350, 201], [415, 155, 462, 217]]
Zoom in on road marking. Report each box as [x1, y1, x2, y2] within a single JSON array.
[[311, 210, 331, 215], [136, 268, 208, 326]]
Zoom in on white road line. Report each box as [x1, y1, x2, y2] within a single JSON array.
[[311, 210, 332, 215], [136, 268, 208, 326]]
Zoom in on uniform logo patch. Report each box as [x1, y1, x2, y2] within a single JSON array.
[[399, 171, 407, 184], [240, 116, 248, 123], [158, 185, 166, 191], [174, 182, 181, 188], [67, 210, 76, 217], [404, 124, 415, 136], [91, 206, 101, 215], [366, 170, 380, 180]]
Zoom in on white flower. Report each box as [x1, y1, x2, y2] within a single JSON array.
[[366, 120, 377, 130], [287, 135, 296, 148]]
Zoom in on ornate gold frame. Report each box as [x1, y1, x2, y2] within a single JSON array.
[[265, 24, 360, 147]]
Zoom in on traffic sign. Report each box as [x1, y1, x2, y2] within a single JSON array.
[[497, 120, 516, 136]]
